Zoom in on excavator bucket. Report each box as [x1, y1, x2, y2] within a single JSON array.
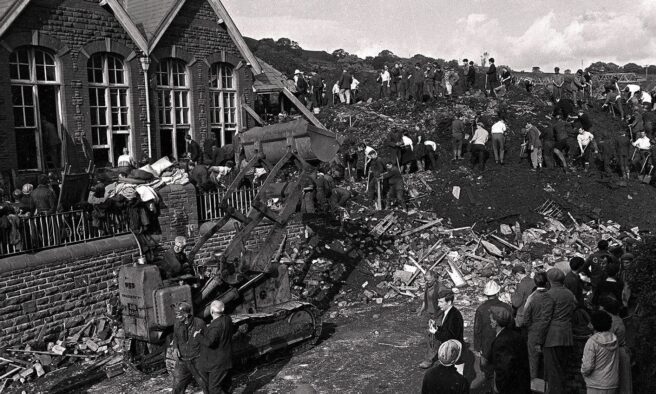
[[239, 119, 341, 163]]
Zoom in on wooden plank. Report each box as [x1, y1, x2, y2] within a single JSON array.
[[489, 234, 522, 251], [281, 88, 325, 129], [400, 218, 442, 237], [464, 253, 496, 264], [242, 102, 265, 125]]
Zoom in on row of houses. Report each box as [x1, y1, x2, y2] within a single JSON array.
[[0, 0, 297, 179]]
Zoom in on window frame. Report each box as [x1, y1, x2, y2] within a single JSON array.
[[87, 52, 131, 168], [209, 62, 237, 146], [156, 58, 191, 160], [9, 46, 61, 171]]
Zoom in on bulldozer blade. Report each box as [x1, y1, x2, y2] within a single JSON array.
[[308, 126, 342, 162]]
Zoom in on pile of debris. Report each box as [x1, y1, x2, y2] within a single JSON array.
[[283, 199, 640, 318], [0, 316, 125, 392]]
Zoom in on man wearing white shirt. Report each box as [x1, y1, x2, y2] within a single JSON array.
[[490, 118, 507, 165], [351, 77, 360, 102], [378, 66, 391, 99], [632, 131, 651, 168], [624, 84, 640, 100], [470, 122, 489, 171], [577, 128, 598, 171], [424, 140, 438, 170]]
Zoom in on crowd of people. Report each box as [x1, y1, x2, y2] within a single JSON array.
[[290, 57, 513, 109], [420, 239, 635, 394]]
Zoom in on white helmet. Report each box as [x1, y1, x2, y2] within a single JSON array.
[[483, 280, 501, 296]]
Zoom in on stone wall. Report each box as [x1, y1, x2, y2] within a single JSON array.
[[0, 184, 313, 346]]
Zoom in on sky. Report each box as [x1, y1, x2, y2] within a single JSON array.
[[222, 0, 656, 72]]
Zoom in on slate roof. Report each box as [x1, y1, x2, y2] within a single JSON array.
[[121, 0, 181, 43], [253, 58, 296, 93]]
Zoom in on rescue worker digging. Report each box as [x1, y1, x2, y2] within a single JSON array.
[[380, 162, 406, 211]]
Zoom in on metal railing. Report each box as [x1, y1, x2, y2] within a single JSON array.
[[0, 209, 130, 257], [198, 187, 259, 222]]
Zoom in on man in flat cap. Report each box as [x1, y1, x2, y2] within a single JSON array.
[[485, 307, 531, 394], [543, 268, 577, 394], [171, 301, 207, 394]]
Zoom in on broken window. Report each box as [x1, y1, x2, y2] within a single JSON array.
[[10, 47, 61, 170], [209, 62, 236, 146], [157, 59, 190, 159], [88, 53, 130, 167]]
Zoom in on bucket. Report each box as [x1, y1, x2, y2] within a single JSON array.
[[313, 107, 320, 115]]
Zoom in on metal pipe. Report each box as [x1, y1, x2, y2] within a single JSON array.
[[140, 57, 153, 160]]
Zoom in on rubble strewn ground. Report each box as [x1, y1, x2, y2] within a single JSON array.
[[4, 92, 656, 393]]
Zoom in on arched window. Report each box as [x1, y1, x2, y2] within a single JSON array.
[[156, 58, 190, 159], [10, 46, 60, 170], [87, 53, 130, 167], [209, 62, 236, 146]]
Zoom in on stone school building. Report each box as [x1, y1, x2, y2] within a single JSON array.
[[0, 0, 262, 175]]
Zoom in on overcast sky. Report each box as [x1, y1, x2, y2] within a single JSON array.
[[223, 0, 656, 71]]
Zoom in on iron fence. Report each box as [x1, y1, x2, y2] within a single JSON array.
[[0, 210, 130, 257], [198, 187, 259, 222]]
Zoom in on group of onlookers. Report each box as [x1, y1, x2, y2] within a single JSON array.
[[421, 239, 635, 394]]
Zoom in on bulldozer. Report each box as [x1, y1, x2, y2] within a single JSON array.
[[117, 119, 342, 371]]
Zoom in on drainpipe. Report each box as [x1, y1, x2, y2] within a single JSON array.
[[140, 56, 153, 160]]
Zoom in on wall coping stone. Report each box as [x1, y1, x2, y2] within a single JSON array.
[[0, 235, 139, 276]]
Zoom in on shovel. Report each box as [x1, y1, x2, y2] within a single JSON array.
[[637, 153, 651, 181], [641, 165, 654, 184]]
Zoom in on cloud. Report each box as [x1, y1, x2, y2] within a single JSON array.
[[443, 7, 656, 71], [506, 7, 656, 70]]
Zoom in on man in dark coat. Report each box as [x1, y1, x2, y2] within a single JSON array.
[[485, 308, 531, 394], [171, 302, 207, 394], [486, 58, 498, 95], [516, 271, 554, 382], [511, 266, 535, 322], [467, 61, 476, 91], [380, 162, 406, 210], [189, 161, 210, 192], [436, 290, 464, 353], [474, 280, 513, 390], [185, 134, 201, 163], [583, 240, 619, 291], [564, 257, 586, 308], [338, 69, 353, 104], [422, 340, 469, 394], [31, 174, 57, 214], [543, 268, 577, 394], [195, 300, 233, 394], [475, 280, 512, 359]]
